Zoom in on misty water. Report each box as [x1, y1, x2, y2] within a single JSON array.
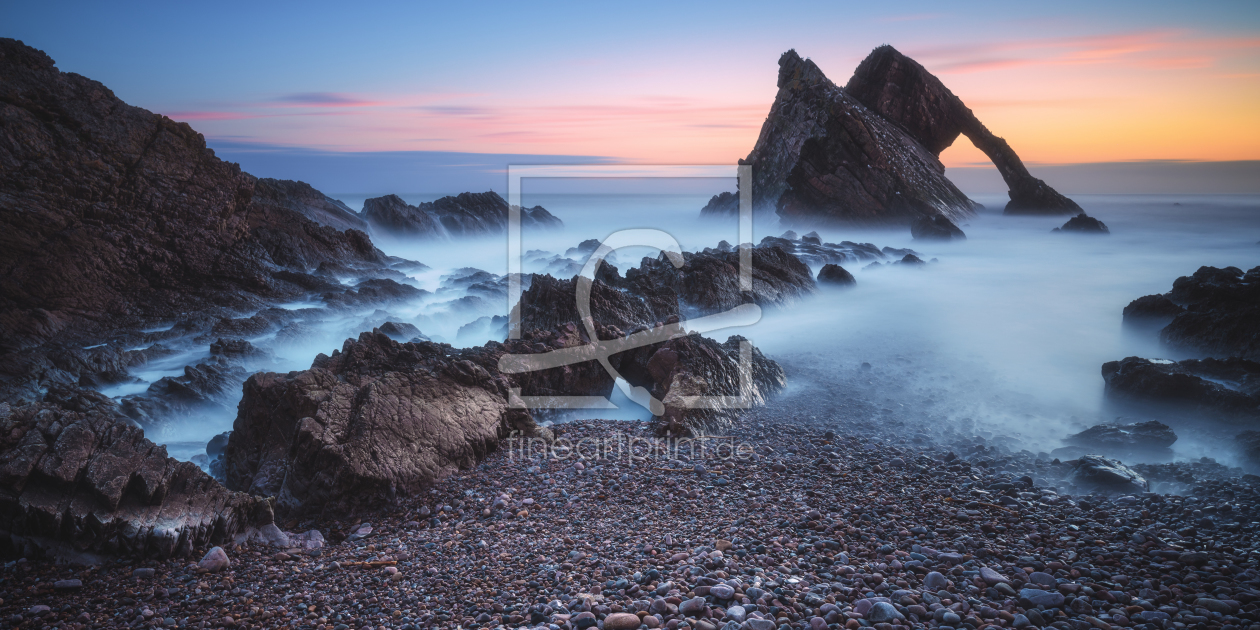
[[143, 187, 1260, 472]]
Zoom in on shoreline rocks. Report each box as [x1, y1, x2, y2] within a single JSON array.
[[910, 214, 967, 241], [1053, 213, 1110, 234], [0, 400, 272, 559], [1123, 265, 1260, 359], [1101, 356, 1260, 423], [361, 191, 562, 238]]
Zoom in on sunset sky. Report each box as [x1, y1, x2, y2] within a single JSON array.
[[5, 1, 1259, 192]]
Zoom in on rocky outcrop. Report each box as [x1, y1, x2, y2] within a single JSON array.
[[0, 37, 396, 374], [617, 334, 786, 437], [360, 194, 448, 238], [223, 328, 599, 517], [250, 178, 367, 233], [699, 191, 740, 217], [0, 400, 272, 558], [816, 264, 856, 286], [1123, 266, 1260, 359], [743, 50, 980, 226], [845, 45, 1081, 216], [753, 233, 906, 271], [1101, 356, 1260, 423], [1122, 295, 1185, 332], [1053, 213, 1109, 234], [911, 214, 967, 241], [361, 192, 562, 238]]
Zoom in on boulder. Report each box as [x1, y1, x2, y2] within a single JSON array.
[[0, 400, 271, 558], [1063, 420, 1177, 457], [743, 49, 980, 226], [845, 45, 1080, 215], [817, 264, 856, 287], [224, 329, 594, 517], [1053, 213, 1109, 234], [910, 214, 967, 241], [1066, 455, 1148, 494], [1101, 356, 1260, 423]]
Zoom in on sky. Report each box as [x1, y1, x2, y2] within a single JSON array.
[[5, 1, 1260, 194]]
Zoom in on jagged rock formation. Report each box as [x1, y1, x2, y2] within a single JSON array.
[[223, 329, 593, 517], [1062, 420, 1177, 458], [250, 178, 367, 233], [742, 50, 980, 226], [616, 334, 786, 437], [1053, 213, 1109, 234], [361, 192, 562, 238], [1101, 356, 1260, 423], [845, 45, 1081, 215], [514, 246, 816, 335], [1, 400, 272, 558], [0, 37, 395, 359], [910, 214, 967, 241], [699, 191, 740, 217], [754, 233, 911, 270], [1123, 266, 1260, 359]]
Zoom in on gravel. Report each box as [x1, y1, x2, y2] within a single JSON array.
[[2, 415, 1259, 629]]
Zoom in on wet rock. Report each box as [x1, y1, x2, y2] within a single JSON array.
[[1125, 265, 1260, 358], [604, 612, 642, 629], [1053, 213, 1110, 234], [816, 264, 856, 287], [1064, 420, 1177, 457], [0, 400, 270, 557], [743, 49, 980, 225], [1101, 356, 1260, 422], [1122, 295, 1185, 332], [910, 214, 967, 241], [1067, 455, 1148, 494]]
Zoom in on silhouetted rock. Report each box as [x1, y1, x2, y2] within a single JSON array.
[[1101, 356, 1260, 423], [817, 264, 856, 286], [845, 45, 1080, 215], [911, 214, 967, 240], [1053, 213, 1109, 234], [376, 321, 423, 342], [699, 191, 739, 217], [361, 192, 562, 238], [361, 194, 447, 238], [743, 50, 979, 226], [1067, 455, 1147, 494], [0, 399, 272, 558], [628, 246, 817, 317]]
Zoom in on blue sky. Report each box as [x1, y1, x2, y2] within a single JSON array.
[[5, 1, 1259, 194]]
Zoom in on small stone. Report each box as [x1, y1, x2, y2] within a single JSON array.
[[679, 597, 707, 616], [133, 568, 156, 579], [867, 602, 901, 623], [199, 546, 230, 572], [726, 605, 746, 622], [604, 612, 642, 630], [27, 605, 50, 616], [710, 584, 735, 599], [979, 566, 1008, 585], [923, 571, 948, 590], [53, 579, 82, 591]]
